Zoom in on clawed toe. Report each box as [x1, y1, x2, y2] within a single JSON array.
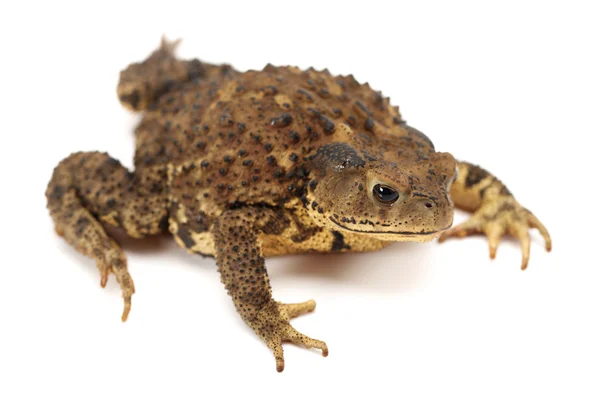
[[122, 295, 132, 322], [95, 258, 135, 321], [439, 198, 551, 269], [257, 300, 327, 372], [269, 327, 328, 373], [278, 299, 316, 321]]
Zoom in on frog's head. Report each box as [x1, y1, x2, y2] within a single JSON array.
[[308, 142, 456, 242]]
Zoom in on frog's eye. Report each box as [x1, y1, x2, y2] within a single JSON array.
[[372, 184, 400, 205]]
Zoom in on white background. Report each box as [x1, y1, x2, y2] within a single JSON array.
[[1, 1, 598, 399]]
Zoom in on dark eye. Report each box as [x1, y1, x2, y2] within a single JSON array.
[[373, 184, 400, 205]]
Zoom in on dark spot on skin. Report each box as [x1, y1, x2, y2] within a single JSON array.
[[319, 116, 335, 134], [237, 123, 246, 133], [263, 85, 278, 95], [177, 227, 196, 249], [238, 149, 247, 157], [466, 165, 490, 188], [120, 90, 140, 110], [200, 160, 210, 168], [309, 180, 318, 191], [297, 89, 313, 100], [189, 212, 210, 233], [288, 131, 300, 143], [364, 118, 374, 132], [50, 185, 67, 201], [355, 100, 371, 116], [298, 194, 310, 207], [264, 143, 273, 152], [270, 113, 293, 128], [220, 114, 233, 127], [243, 160, 254, 167], [331, 231, 351, 251], [266, 155, 277, 165], [289, 153, 298, 162], [260, 209, 290, 235], [75, 217, 90, 236]]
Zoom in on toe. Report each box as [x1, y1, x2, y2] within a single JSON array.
[[527, 211, 552, 252], [285, 326, 328, 356], [121, 296, 132, 322], [510, 225, 531, 270], [100, 272, 108, 288], [439, 219, 481, 243], [268, 339, 285, 373], [485, 224, 504, 260], [279, 299, 317, 321]]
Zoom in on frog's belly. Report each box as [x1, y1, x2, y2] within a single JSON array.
[[173, 229, 390, 257]]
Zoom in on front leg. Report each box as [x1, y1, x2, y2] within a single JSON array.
[[440, 161, 551, 269], [211, 207, 328, 372]]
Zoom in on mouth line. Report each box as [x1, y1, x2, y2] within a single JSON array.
[[329, 218, 451, 236]]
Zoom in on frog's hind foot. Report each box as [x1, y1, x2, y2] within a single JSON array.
[[46, 152, 168, 321]]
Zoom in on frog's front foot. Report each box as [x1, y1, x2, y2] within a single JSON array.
[[439, 196, 552, 270], [253, 299, 328, 372]]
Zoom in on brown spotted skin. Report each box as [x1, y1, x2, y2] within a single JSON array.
[[45, 38, 552, 372]]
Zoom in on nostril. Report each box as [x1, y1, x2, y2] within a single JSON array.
[[424, 202, 433, 209]]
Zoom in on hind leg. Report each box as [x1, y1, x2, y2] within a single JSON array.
[[117, 37, 234, 111], [46, 152, 169, 320]]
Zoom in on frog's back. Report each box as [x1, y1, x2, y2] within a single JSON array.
[[135, 66, 434, 214]]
